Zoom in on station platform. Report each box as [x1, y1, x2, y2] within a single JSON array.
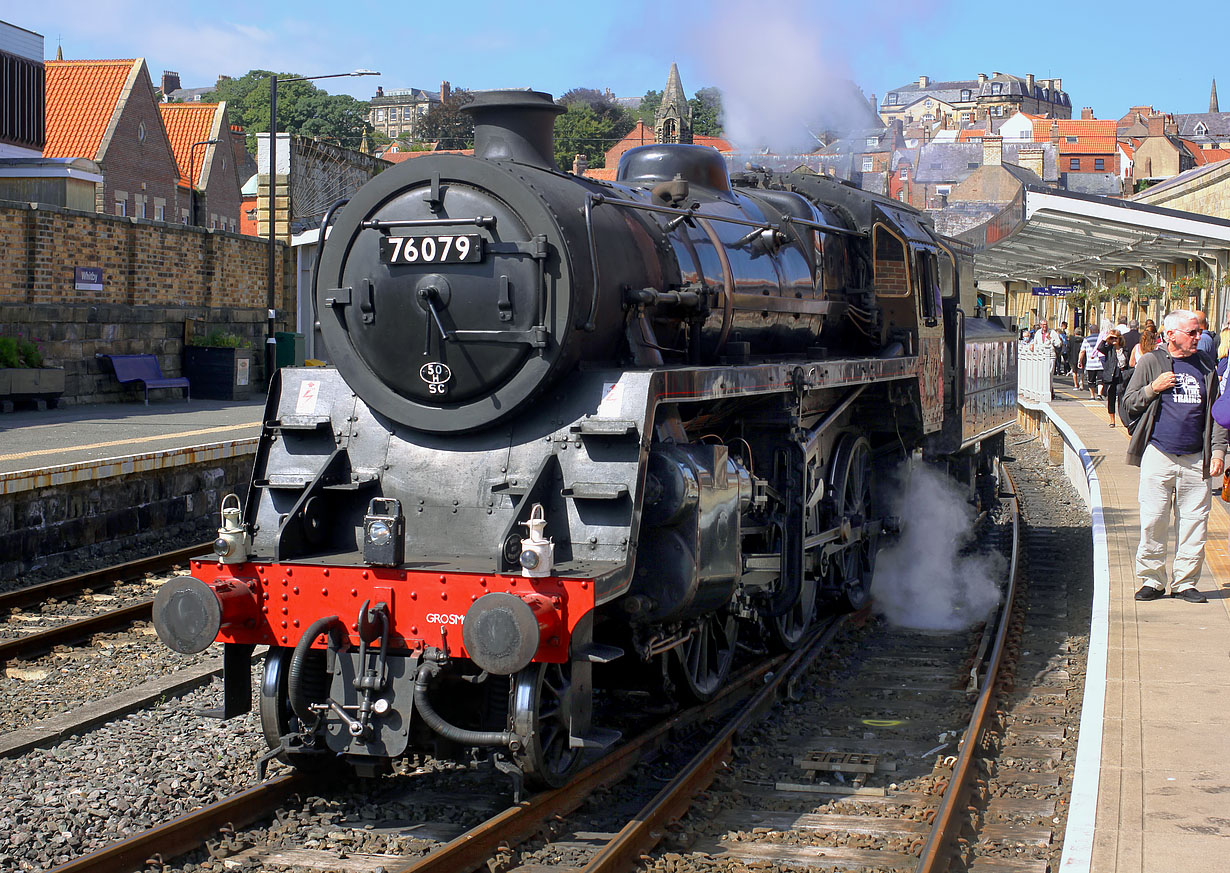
[[1044, 381, 1230, 872], [0, 397, 264, 492]]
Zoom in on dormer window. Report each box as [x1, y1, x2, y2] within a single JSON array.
[[1195, 122, 1208, 136], [960, 89, 972, 101], [991, 83, 1003, 95], [866, 137, 878, 147], [1043, 88, 1050, 100], [886, 93, 898, 105]]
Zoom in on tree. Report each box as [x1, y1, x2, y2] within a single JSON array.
[[637, 89, 662, 127], [205, 70, 373, 153], [417, 89, 475, 150], [690, 87, 724, 137], [553, 93, 635, 170]]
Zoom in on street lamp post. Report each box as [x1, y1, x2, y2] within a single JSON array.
[[187, 138, 219, 227], [265, 68, 379, 385]]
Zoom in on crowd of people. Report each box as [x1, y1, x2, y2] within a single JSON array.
[[1024, 309, 1230, 604]]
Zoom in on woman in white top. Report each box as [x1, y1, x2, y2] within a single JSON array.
[[1079, 318, 1111, 399]]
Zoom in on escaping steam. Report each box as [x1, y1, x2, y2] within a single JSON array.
[[693, 0, 883, 153], [871, 460, 1003, 632]]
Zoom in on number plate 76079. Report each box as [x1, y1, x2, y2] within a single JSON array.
[[381, 234, 483, 265]]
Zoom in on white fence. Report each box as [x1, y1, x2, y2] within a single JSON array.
[[1018, 345, 1055, 404]]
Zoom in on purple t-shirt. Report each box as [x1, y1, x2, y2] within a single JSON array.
[[1150, 356, 1206, 456]]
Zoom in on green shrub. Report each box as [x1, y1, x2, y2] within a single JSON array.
[[191, 330, 250, 349], [17, 338, 42, 368], [0, 337, 18, 368]]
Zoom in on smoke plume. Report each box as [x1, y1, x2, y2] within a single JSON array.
[[870, 460, 1003, 632], [692, 0, 883, 152]]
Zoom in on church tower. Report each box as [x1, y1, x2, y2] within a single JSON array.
[[1211, 78, 1220, 113], [655, 63, 693, 145]]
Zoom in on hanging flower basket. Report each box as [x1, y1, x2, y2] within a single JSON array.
[[1064, 290, 1086, 307], [1135, 282, 1163, 301], [1110, 283, 1132, 302]]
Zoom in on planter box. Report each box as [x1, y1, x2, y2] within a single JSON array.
[[0, 367, 65, 410], [184, 347, 256, 400]]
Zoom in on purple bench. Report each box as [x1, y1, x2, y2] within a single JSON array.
[[99, 354, 190, 405]]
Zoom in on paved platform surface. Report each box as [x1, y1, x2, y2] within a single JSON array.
[[1048, 381, 1230, 872], [0, 397, 265, 476]]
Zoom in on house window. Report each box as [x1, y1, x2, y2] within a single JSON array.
[[1066, 136, 1078, 143], [900, 167, 909, 179], [376, 109, 385, 121], [1069, 158, 1080, 170], [898, 189, 906, 201], [862, 157, 874, 172], [1195, 122, 1208, 135], [866, 137, 878, 147], [138, 199, 147, 219], [115, 197, 127, 216], [960, 89, 972, 102], [138, 121, 146, 142], [886, 93, 898, 105], [156, 204, 165, 221], [991, 83, 1003, 95], [1094, 158, 1105, 170]]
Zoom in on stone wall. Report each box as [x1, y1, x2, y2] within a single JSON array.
[[1133, 160, 1230, 219], [0, 199, 295, 404], [0, 451, 253, 579]]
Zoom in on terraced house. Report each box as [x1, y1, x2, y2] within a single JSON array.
[[880, 72, 1071, 127], [43, 57, 181, 219]]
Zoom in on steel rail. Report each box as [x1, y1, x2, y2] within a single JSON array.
[[46, 772, 309, 873], [390, 652, 793, 873], [0, 601, 155, 664], [914, 462, 1020, 873], [0, 542, 211, 613], [581, 616, 848, 873]]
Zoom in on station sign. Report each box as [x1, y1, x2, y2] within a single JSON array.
[[74, 266, 104, 291], [1031, 285, 1073, 297]]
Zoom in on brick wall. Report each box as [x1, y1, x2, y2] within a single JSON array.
[[0, 199, 294, 404]]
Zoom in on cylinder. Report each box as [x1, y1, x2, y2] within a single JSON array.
[[462, 592, 562, 675], [152, 576, 257, 654]]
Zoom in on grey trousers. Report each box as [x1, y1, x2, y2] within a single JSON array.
[[1136, 444, 1212, 592]]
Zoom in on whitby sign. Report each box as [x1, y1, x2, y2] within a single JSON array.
[[1031, 285, 1073, 297], [74, 266, 104, 291]]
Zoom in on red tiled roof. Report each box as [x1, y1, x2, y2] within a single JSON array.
[[1030, 118, 1118, 155], [382, 147, 474, 164], [1184, 143, 1230, 166], [160, 103, 219, 187], [44, 59, 138, 160], [602, 121, 733, 168]]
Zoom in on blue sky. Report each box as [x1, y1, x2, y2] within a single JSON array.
[[14, 0, 1227, 128]]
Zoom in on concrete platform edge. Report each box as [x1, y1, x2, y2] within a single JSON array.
[[1032, 402, 1109, 873], [0, 438, 258, 496]]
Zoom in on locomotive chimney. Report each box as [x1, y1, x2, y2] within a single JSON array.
[[464, 89, 565, 170]]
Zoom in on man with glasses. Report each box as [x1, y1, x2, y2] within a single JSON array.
[[1122, 310, 1227, 603]]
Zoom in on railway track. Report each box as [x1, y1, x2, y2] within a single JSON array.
[[0, 543, 210, 665], [44, 453, 1093, 873]]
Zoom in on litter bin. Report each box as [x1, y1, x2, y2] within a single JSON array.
[[275, 332, 306, 369]]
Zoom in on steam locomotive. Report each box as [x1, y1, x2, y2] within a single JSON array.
[[152, 90, 1017, 791]]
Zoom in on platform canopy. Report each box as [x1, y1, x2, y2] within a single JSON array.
[[961, 185, 1230, 284]]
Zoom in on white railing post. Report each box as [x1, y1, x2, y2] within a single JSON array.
[[1017, 345, 1054, 404]]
